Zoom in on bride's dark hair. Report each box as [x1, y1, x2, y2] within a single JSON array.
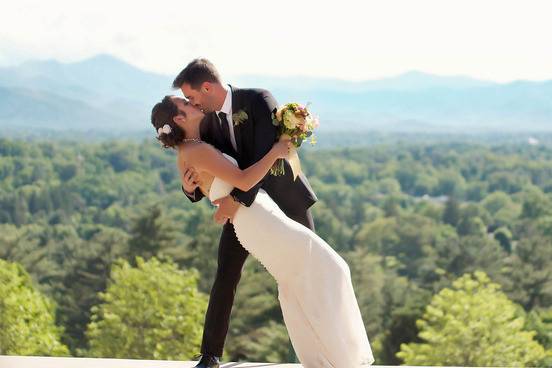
[[151, 96, 186, 149]]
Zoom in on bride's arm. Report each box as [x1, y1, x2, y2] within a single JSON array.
[[182, 141, 289, 192]]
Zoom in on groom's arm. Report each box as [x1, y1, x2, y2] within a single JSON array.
[[182, 186, 204, 203], [230, 90, 278, 207]]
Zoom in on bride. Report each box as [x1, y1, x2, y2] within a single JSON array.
[[151, 95, 374, 368]]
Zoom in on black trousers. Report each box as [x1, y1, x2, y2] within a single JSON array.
[[200, 207, 315, 357]]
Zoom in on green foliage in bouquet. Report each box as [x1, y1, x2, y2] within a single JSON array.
[[270, 103, 319, 176]]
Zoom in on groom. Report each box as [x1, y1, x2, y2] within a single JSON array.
[[173, 58, 317, 368]]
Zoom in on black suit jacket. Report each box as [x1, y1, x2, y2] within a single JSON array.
[[182, 86, 317, 214]]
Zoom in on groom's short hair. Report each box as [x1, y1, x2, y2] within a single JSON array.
[[172, 58, 221, 90]]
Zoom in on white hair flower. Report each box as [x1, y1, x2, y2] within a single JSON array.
[[157, 124, 172, 136]]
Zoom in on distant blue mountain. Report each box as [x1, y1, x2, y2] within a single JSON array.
[[1, 54, 551, 133], [0, 54, 173, 104], [234, 70, 495, 92]]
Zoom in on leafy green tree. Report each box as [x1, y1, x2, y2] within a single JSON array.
[[442, 196, 460, 226], [433, 235, 507, 289], [481, 191, 512, 214], [382, 196, 401, 217], [86, 257, 207, 360], [435, 170, 465, 197], [353, 217, 398, 255], [345, 249, 386, 341], [493, 226, 513, 253], [504, 227, 552, 310], [227, 320, 291, 363], [310, 200, 354, 251], [487, 171, 527, 193], [58, 226, 129, 354], [395, 165, 418, 193], [355, 213, 457, 283], [180, 205, 222, 292], [346, 248, 432, 365], [4, 137, 552, 363], [127, 205, 179, 265], [0, 259, 69, 356], [378, 286, 430, 365], [525, 308, 552, 367], [464, 182, 487, 201], [456, 203, 490, 237], [100, 143, 140, 173], [397, 271, 545, 366], [13, 193, 28, 225], [521, 187, 552, 219], [413, 174, 438, 197]]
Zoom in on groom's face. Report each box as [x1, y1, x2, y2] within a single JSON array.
[[181, 82, 217, 113]]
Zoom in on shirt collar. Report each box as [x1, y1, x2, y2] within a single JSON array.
[[217, 85, 232, 116]]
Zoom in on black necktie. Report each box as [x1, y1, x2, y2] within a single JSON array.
[[218, 112, 232, 148]]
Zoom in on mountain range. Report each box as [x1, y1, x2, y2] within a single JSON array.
[[1, 54, 551, 133]]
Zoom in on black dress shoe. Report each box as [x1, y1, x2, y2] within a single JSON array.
[[193, 354, 220, 368]]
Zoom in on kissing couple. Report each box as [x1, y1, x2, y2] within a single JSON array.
[[150, 58, 374, 368]]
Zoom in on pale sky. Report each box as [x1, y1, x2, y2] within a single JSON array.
[[1, 0, 551, 82]]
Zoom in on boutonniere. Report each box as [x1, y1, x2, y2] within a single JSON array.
[[232, 110, 248, 127]]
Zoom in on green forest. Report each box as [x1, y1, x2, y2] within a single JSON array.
[[1, 136, 551, 366]]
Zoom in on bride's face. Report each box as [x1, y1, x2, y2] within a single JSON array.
[[171, 96, 204, 128]]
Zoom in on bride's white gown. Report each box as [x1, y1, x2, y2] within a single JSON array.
[[209, 153, 374, 368]]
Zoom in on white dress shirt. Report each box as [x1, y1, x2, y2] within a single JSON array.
[[216, 85, 238, 152]]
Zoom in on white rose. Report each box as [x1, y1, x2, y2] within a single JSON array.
[[283, 110, 300, 130]]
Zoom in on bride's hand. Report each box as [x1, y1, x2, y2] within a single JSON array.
[[273, 139, 292, 159], [181, 166, 200, 193]]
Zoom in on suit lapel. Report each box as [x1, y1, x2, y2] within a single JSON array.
[[230, 85, 243, 155]]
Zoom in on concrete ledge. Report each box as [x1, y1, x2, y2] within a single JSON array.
[[0, 355, 478, 368], [0, 355, 300, 368]]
